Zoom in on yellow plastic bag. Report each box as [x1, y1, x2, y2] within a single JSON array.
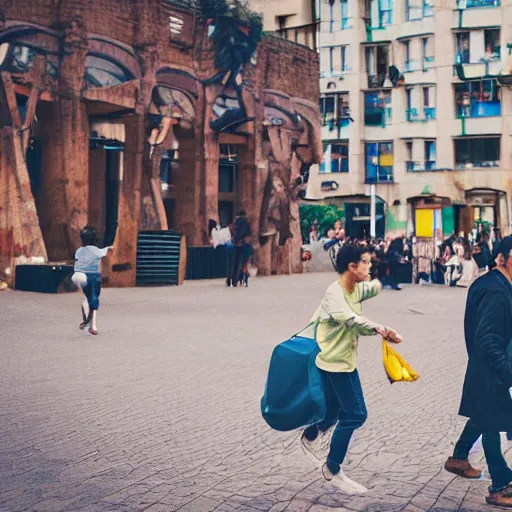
[[382, 339, 420, 383]]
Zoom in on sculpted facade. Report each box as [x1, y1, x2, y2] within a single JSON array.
[[0, 0, 321, 286]]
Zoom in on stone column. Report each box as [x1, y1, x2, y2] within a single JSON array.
[[106, 114, 145, 287]]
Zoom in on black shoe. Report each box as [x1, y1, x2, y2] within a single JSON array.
[[226, 279, 231, 287], [391, 285, 402, 291]]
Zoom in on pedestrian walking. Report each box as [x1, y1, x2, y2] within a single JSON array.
[[444, 235, 512, 508], [300, 245, 403, 494], [71, 226, 112, 335], [227, 210, 252, 287]]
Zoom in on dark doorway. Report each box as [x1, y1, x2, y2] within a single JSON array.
[[89, 140, 122, 246], [218, 200, 234, 229], [345, 202, 385, 239], [218, 144, 239, 227], [104, 149, 121, 246]]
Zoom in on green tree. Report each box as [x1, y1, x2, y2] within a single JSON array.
[[299, 204, 345, 243]]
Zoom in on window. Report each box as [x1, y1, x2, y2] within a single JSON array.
[[424, 141, 436, 169], [220, 144, 238, 162], [277, 15, 289, 31], [329, 1, 334, 32], [169, 15, 184, 36], [327, 45, 351, 76], [455, 79, 501, 118], [341, 0, 349, 28], [341, 46, 349, 72], [406, 85, 436, 121], [314, 0, 321, 20], [365, 142, 393, 183], [366, 45, 389, 87], [379, 0, 393, 26], [405, 0, 433, 20], [457, 0, 501, 9], [484, 29, 500, 61], [364, 91, 392, 126], [405, 0, 423, 20], [403, 40, 411, 71], [454, 137, 500, 169], [422, 37, 434, 69], [423, 0, 434, 16], [321, 142, 349, 173], [369, 0, 393, 28], [84, 55, 134, 89], [456, 32, 470, 63], [320, 93, 351, 130], [218, 144, 238, 222], [423, 86, 436, 119], [405, 141, 414, 171], [456, 30, 500, 64]]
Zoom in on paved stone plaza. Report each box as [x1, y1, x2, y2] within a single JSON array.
[[1, 274, 510, 512]]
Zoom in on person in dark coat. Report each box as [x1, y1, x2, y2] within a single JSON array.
[[444, 235, 512, 508], [228, 210, 252, 287]]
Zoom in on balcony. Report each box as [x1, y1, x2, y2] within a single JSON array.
[[365, 106, 392, 126], [368, 73, 387, 88], [404, 60, 423, 73], [366, 142, 394, 183], [455, 79, 501, 118], [454, 136, 500, 169], [455, 160, 499, 170], [406, 107, 436, 121], [456, 0, 500, 8], [457, 101, 500, 118], [275, 22, 319, 51], [406, 160, 437, 171], [366, 169, 394, 183]]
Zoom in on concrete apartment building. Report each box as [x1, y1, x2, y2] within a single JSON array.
[[304, 0, 512, 241], [248, 0, 319, 49]]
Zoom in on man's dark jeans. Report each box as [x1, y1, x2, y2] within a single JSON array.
[[304, 369, 367, 475], [453, 418, 512, 491]]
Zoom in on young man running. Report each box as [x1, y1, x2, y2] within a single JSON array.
[[301, 245, 403, 494]]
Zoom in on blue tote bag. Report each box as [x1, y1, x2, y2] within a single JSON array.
[[261, 326, 327, 432]]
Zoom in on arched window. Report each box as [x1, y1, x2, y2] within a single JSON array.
[[84, 54, 134, 89]]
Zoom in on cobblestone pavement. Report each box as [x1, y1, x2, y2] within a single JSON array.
[[1, 274, 510, 512]]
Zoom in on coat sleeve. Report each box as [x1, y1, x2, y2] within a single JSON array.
[[475, 292, 512, 387]]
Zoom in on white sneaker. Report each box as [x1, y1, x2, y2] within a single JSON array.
[[322, 463, 367, 494], [300, 427, 333, 466]]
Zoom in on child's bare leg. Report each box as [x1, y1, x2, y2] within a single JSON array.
[[89, 310, 98, 335]]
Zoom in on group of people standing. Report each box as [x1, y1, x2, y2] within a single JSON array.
[[423, 228, 501, 288], [295, 235, 512, 508], [209, 210, 253, 288]]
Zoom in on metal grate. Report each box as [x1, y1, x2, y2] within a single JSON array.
[[136, 231, 182, 286]]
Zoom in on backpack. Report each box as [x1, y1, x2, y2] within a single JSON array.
[[261, 334, 327, 432]]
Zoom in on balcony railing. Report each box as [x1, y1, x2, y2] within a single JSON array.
[[321, 67, 351, 78], [275, 22, 319, 51], [367, 73, 387, 88], [366, 170, 394, 184], [323, 118, 351, 131], [456, 101, 501, 118], [406, 160, 437, 171], [455, 160, 499, 169], [456, 52, 501, 65], [456, 0, 500, 8], [423, 56, 434, 70], [365, 107, 392, 126], [406, 107, 436, 122], [404, 60, 422, 73]]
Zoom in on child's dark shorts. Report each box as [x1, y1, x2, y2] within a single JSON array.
[[82, 273, 102, 310]]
